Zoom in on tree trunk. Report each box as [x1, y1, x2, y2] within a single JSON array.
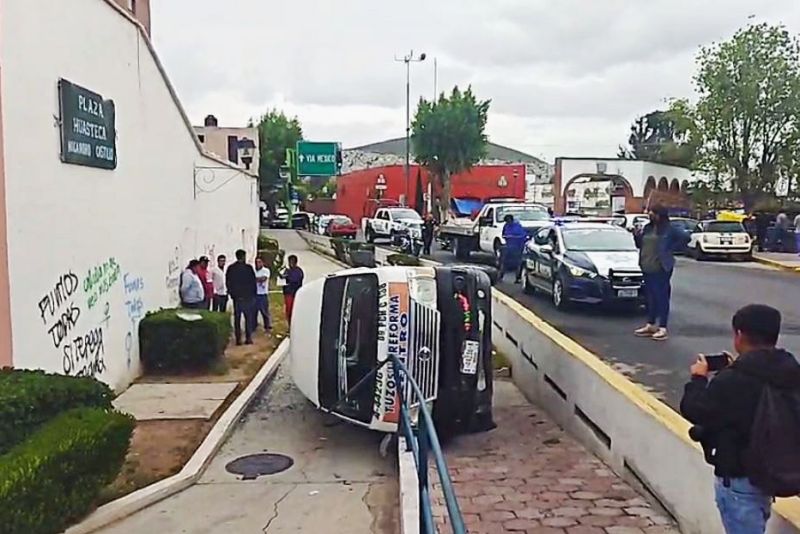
[[437, 170, 452, 223]]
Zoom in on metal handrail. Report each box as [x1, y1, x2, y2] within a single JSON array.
[[391, 355, 466, 534]]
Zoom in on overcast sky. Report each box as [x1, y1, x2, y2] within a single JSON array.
[[152, 0, 800, 163]]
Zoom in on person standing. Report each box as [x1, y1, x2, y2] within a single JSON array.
[[280, 255, 304, 326], [776, 211, 790, 252], [179, 259, 206, 309], [500, 214, 526, 283], [421, 213, 436, 256], [794, 212, 800, 255], [197, 256, 213, 310], [211, 254, 228, 312], [226, 249, 257, 345], [254, 257, 272, 332], [634, 205, 690, 341], [681, 304, 800, 534]]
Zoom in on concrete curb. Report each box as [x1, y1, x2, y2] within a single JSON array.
[[65, 339, 291, 534], [398, 437, 421, 534], [753, 254, 800, 273]]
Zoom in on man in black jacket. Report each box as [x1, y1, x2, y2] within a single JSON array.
[[225, 249, 257, 345], [681, 304, 800, 534]]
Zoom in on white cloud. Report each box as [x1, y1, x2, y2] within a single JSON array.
[[152, 0, 800, 162]]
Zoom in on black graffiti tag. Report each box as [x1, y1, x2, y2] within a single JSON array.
[[38, 272, 80, 323], [47, 303, 81, 348], [62, 327, 106, 378]]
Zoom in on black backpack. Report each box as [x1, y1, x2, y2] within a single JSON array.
[[744, 383, 800, 497]]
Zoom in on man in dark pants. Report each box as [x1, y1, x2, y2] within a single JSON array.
[[225, 249, 257, 345], [681, 304, 800, 533], [421, 213, 436, 256]]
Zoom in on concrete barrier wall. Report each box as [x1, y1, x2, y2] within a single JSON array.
[[297, 231, 800, 533]]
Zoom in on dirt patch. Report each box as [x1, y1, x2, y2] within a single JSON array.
[[104, 293, 289, 503], [364, 481, 400, 534]]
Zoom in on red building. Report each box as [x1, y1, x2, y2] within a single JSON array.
[[335, 164, 526, 224]]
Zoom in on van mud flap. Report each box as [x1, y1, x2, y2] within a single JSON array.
[[432, 266, 496, 437]]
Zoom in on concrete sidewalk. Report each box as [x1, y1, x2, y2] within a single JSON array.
[[753, 252, 800, 272], [432, 381, 678, 534], [99, 230, 402, 534]]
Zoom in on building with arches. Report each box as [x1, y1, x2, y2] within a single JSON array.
[[553, 158, 708, 215]]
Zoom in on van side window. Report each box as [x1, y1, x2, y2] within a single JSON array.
[[484, 208, 494, 222], [534, 228, 550, 245]]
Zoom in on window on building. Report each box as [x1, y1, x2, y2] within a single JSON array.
[[129, 0, 136, 12], [227, 136, 239, 164], [198, 134, 205, 143]]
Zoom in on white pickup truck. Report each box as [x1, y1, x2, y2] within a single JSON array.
[[363, 207, 424, 243], [439, 201, 551, 262]]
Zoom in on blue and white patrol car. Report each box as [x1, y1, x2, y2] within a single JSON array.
[[521, 221, 644, 309]]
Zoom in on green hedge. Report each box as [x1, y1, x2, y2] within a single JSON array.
[[0, 369, 113, 455], [0, 407, 134, 534], [386, 253, 421, 266], [257, 234, 280, 251], [139, 309, 232, 373], [330, 239, 375, 267]]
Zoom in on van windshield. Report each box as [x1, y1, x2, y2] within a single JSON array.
[[318, 273, 379, 422]]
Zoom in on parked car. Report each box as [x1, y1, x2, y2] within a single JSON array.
[[669, 217, 698, 255], [689, 220, 753, 260], [269, 207, 290, 229], [522, 222, 643, 310], [612, 213, 650, 233], [364, 207, 423, 244], [316, 214, 336, 235], [325, 215, 359, 239]]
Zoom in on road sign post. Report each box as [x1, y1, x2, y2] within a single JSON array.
[[296, 141, 341, 177]]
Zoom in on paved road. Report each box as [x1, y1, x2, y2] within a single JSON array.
[[423, 244, 800, 409]]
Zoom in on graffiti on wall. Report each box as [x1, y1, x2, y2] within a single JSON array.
[[84, 257, 121, 310], [38, 272, 81, 348], [123, 273, 145, 369], [166, 246, 182, 306], [62, 326, 106, 377], [37, 267, 112, 378]]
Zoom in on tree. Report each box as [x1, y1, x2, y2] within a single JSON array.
[[672, 23, 800, 209], [253, 109, 303, 208], [618, 110, 697, 167], [412, 86, 490, 221]]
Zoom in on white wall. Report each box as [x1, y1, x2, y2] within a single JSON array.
[[558, 159, 707, 197], [1, 0, 258, 391]]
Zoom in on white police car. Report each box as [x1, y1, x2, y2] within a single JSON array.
[[521, 222, 644, 309]]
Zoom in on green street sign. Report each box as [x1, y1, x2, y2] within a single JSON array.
[[58, 79, 117, 170], [297, 141, 340, 177]]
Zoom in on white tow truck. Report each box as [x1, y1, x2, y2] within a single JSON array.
[[438, 200, 551, 262], [363, 207, 424, 244]]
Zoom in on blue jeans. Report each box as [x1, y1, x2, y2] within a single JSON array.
[[643, 270, 672, 328], [232, 297, 255, 343], [255, 294, 271, 330], [715, 477, 771, 534]]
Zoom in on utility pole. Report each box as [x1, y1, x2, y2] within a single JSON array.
[[395, 50, 426, 206], [434, 57, 438, 99]]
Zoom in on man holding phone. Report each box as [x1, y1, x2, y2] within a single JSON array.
[[680, 304, 800, 534]]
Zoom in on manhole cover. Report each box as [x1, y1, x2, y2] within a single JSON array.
[[225, 453, 294, 480]]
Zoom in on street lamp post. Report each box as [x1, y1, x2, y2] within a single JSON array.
[[395, 50, 426, 206]]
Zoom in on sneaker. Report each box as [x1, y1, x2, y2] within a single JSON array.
[[651, 328, 669, 341], [634, 324, 658, 337]]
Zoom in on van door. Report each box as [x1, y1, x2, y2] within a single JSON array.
[[479, 207, 495, 252]]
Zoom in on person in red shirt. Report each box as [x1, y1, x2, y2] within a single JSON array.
[[197, 256, 214, 310]]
